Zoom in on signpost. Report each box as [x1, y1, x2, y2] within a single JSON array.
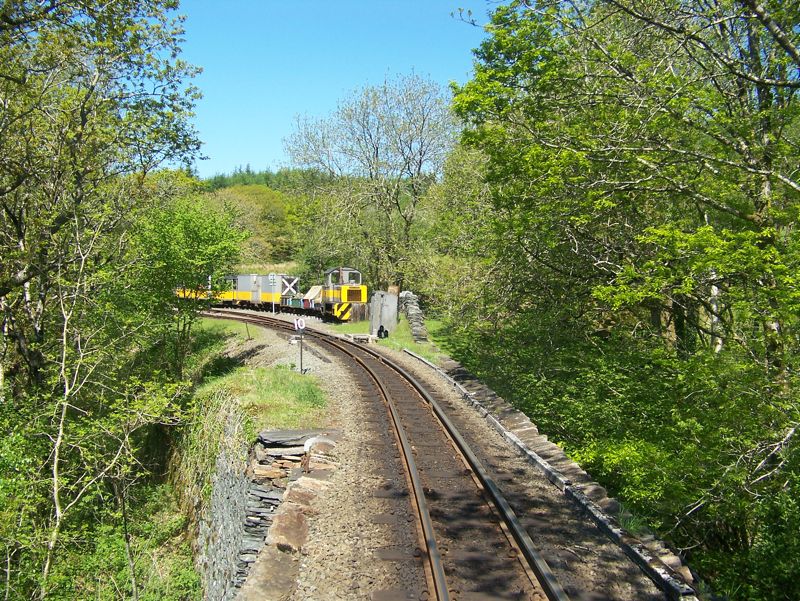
[[294, 317, 306, 373], [268, 273, 277, 313]]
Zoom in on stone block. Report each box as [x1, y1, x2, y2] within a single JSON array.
[[258, 429, 337, 446], [266, 503, 308, 553], [252, 464, 285, 480]]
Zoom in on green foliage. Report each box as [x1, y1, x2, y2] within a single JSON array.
[[440, 2, 800, 596], [285, 73, 457, 290], [45, 485, 200, 601], [133, 193, 245, 377], [206, 184, 301, 265], [0, 2, 206, 594]]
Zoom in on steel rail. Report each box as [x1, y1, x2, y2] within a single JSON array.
[[319, 337, 451, 601], [205, 310, 570, 600], [204, 310, 450, 601], [334, 329, 571, 601]]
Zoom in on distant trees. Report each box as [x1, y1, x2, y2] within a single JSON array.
[[208, 184, 301, 265], [205, 167, 332, 192], [285, 74, 457, 288]]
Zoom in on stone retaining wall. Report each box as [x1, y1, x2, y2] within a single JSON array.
[[195, 429, 334, 600], [399, 291, 428, 342], [196, 443, 250, 601]]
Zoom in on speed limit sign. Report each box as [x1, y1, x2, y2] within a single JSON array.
[[294, 317, 306, 332]]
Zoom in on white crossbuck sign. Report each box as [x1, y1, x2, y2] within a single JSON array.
[[282, 276, 299, 295]]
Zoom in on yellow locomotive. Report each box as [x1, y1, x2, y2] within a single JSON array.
[[309, 266, 367, 321]]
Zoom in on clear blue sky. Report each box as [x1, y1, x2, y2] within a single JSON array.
[[178, 1, 492, 178]]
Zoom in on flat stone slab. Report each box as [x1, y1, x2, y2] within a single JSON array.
[[252, 465, 285, 479], [258, 429, 340, 446], [237, 545, 298, 601], [264, 445, 306, 456], [284, 477, 330, 510]]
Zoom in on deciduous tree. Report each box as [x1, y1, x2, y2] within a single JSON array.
[[450, 1, 800, 596], [285, 73, 457, 289], [0, 3, 206, 597]]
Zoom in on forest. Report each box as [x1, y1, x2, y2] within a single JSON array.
[[1, 0, 798, 600]]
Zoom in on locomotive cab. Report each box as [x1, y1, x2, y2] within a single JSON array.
[[325, 267, 361, 287], [322, 267, 367, 320]]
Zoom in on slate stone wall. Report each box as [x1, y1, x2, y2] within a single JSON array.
[[193, 427, 324, 600], [399, 291, 428, 342], [196, 443, 250, 601]]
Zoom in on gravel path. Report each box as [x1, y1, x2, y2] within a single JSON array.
[[286, 346, 427, 601], [230, 314, 427, 600]]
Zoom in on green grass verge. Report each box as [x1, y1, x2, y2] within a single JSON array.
[[190, 315, 329, 432], [196, 365, 327, 433], [195, 316, 268, 343], [330, 315, 446, 364]]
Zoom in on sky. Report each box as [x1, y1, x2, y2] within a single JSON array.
[[178, 1, 493, 178]]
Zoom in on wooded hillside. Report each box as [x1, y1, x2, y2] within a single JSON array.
[[1, 0, 797, 598]]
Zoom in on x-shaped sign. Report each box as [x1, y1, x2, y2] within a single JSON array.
[[282, 276, 299, 295]]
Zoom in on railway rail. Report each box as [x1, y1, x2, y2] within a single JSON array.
[[205, 309, 571, 601]]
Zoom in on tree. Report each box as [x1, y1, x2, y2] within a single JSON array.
[[0, 0, 199, 385], [0, 3, 203, 597], [451, 1, 800, 597], [285, 73, 457, 289], [134, 193, 245, 378], [408, 144, 496, 316], [208, 184, 300, 264]]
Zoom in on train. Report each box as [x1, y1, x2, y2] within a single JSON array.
[[201, 266, 368, 322]]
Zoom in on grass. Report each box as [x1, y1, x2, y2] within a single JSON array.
[[191, 316, 328, 432], [330, 315, 446, 364], [196, 365, 327, 432], [616, 503, 653, 536], [195, 316, 267, 341]]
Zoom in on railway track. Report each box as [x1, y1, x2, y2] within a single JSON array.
[[205, 309, 571, 601]]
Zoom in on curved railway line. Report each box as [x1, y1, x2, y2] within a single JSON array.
[[207, 309, 684, 601], [207, 308, 570, 601]]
